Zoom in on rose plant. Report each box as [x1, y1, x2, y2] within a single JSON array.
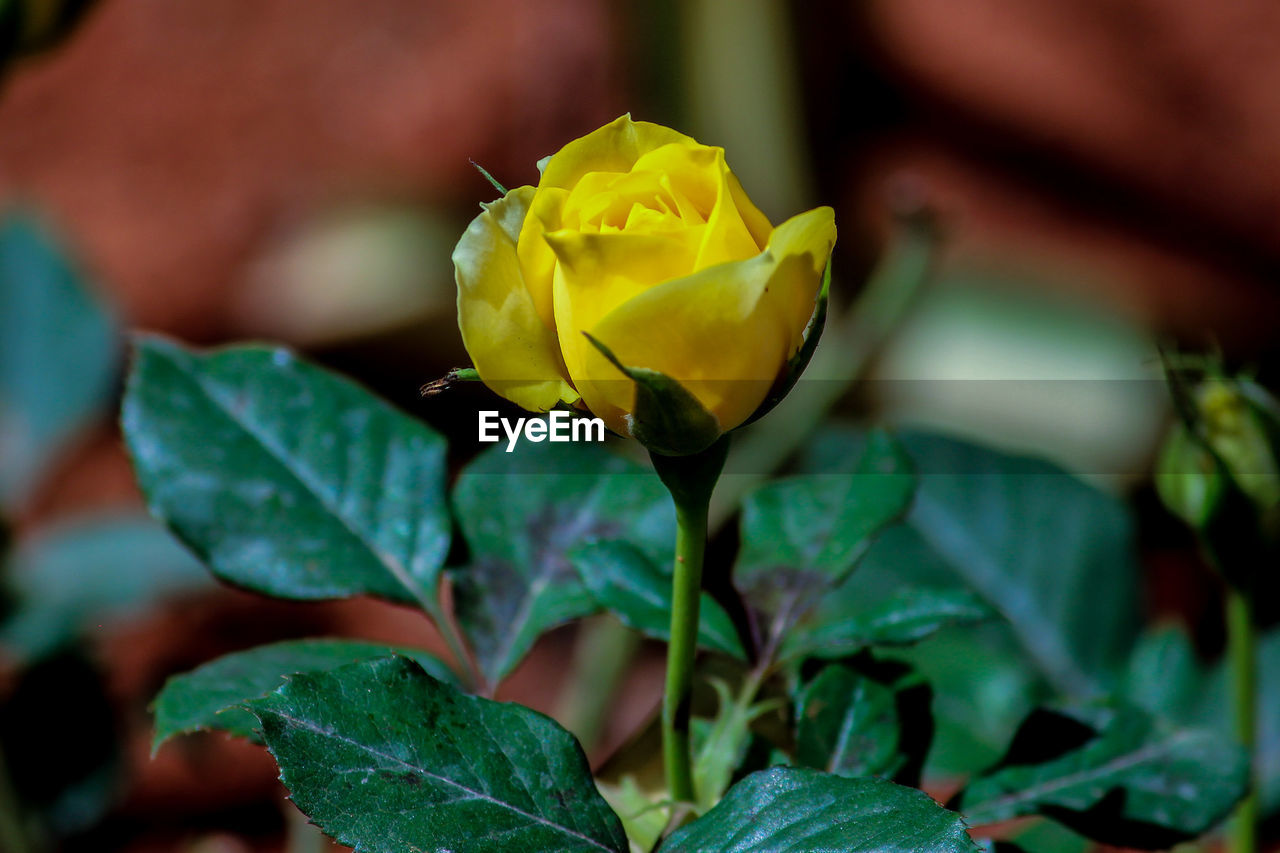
[[456, 114, 837, 805], [1155, 353, 1280, 853], [118, 119, 1268, 852]]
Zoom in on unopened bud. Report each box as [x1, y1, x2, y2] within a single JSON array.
[[1155, 423, 1226, 530], [1196, 379, 1280, 511]]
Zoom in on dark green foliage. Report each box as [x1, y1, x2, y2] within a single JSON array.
[[957, 703, 1248, 849], [1, 514, 209, 659], [793, 660, 933, 786], [736, 430, 915, 651], [123, 337, 452, 608], [448, 441, 673, 685], [571, 539, 744, 658], [661, 767, 979, 852], [781, 587, 992, 662], [152, 639, 457, 750], [0, 214, 117, 512], [246, 656, 629, 853]]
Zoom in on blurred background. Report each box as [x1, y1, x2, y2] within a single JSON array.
[[1, 0, 1278, 850]]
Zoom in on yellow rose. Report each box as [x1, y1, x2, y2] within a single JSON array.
[[453, 115, 836, 451]]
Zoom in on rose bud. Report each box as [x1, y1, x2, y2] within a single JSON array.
[[453, 115, 836, 456]]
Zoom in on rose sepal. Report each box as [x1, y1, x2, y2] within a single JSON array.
[[583, 332, 722, 457], [1155, 422, 1228, 530]]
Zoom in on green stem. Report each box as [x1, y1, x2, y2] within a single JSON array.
[[664, 498, 708, 804], [0, 742, 33, 853], [378, 557, 481, 692], [651, 437, 730, 805], [1225, 585, 1257, 853], [434, 592, 485, 695]]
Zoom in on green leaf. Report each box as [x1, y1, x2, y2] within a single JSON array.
[[1111, 625, 1280, 818], [246, 656, 629, 853], [1005, 820, 1090, 853], [794, 664, 905, 779], [885, 625, 1044, 777], [598, 775, 669, 853], [449, 442, 673, 686], [151, 639, 458, 751], [571, 540, 744, 659], [782, 587, 992, 662], [468, 159, 508, 196], [957, 703, 1248, 849], [735, 430, 914, 644], [793, 658, 934, 788], [0, 214, 117, 511], [583, 332, 722, 456], [660, 767, 979, 852], [810, 523, 1038, 778], [1115, 626, 1280, 818], [896, 432, 1140, 697], [804, 428, 1141, 699], [122, 337, 451, 609], [691, 679, 783, 810], [1194, 627, 1280, 814], [1, 513, 210, 659], [1120, 624, 1202, 721]]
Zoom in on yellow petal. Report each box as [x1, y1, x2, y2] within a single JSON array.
[[538, 114, 696, 191], [515, 185, 568, 331], [697, 153, 770, 268], [561, 167, 685, 233], [545, 227, 702, 429], [514, 119, 732, 336], [724, 169, 774, 251], [580, 206, 837, 432], [453, 185, 578, 412], [767, 205, 838, 353], [517, 116, 688, 328], [628, 143, 768, 268]]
